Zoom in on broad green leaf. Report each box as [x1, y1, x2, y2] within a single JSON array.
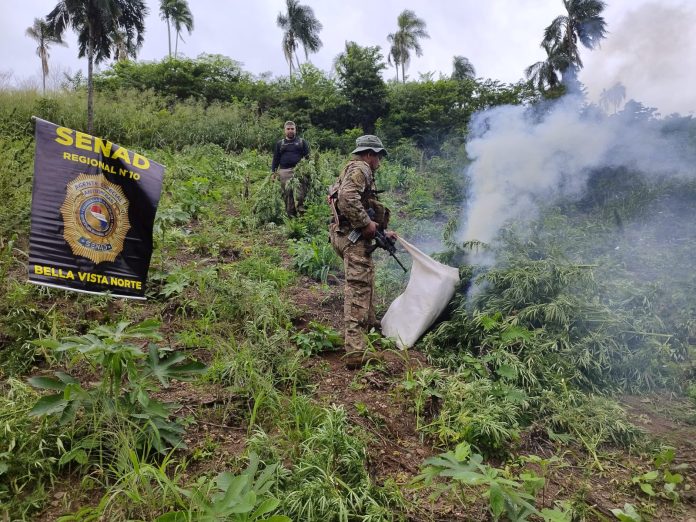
[[251, 497, 280, 519], [488, 483, 505, 518], [27, 376, 66, 391], [228, 490, 256, 514], [639, 482, 655, 496], [441, 470, 486, 485], [610, 503, 642, 522], [663, 470, 682, 484], [59, 397, 79, 425], [217, 473, 248, 498], [147, 344, 206, 386], [55, 372, 79, 385], [454, 442, 471, 462], [653, 447, 675, 467], [29, 394, 67, 416], [639, 470, 658, 481], [541, 507, 572, 522], [58, 448, 88, 466]]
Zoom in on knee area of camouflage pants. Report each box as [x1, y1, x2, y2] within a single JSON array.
[[330, 230, 375, 353]]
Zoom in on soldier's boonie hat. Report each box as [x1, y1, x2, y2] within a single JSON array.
[[352, 135, 388, 156]]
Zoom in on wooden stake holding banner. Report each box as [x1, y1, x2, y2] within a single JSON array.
[[28, 117, 165, 299]]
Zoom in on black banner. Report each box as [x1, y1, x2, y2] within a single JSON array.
[[28, 118, 164, 299]]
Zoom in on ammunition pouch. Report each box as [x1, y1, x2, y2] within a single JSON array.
[[369, 199, 390, 230]]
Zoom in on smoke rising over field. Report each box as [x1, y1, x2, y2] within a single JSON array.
[[459, 95, 696, 246]]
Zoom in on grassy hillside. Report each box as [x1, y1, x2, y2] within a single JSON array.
[[1, 89, 695, 521]]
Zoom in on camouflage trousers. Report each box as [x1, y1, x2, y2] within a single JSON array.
[[277, 168, 308, 218], [329, 228, 377, 354]]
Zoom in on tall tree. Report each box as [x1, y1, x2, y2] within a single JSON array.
[[276, 0, 323, 78], [386, 10, 429, 83], [111, 25, 142, 62], [159, 0, 173, 57], [26, 18, 66, 95], [386, 39, 402, 82], [541, 0, 607, 87], [451, 55, 475, 81], [525, 40, 567, 92], [163, 0, 193, 59], [599, 81, 626, 114], [47, 0, 147, 133], [334, 42, 388, 133]]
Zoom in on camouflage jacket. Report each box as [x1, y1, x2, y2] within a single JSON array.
[[329, 160, 390, 233]]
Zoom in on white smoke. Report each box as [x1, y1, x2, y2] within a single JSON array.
[[459, 95, 695, 245], [581, 1, 696, 116]]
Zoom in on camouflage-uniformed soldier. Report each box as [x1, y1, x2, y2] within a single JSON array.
[[328, 135, 396, 369]]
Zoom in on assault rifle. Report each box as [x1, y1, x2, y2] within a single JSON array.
[[347, 209, 407, 273]]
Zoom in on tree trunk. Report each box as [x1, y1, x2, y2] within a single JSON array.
[[295, 52, 301, 72], [394, 63, 398, 82], [41, 49, 48, 95], [166, 19, 171, 57], [401, 62, 405, 84], [175, 30, 179, 58], [87, 32, 94, 134]]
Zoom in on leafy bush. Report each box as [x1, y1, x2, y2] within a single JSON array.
[[29, 321, 205, 457], [155, 453, 290, 522], [414, 442, 538, 521], [0, 379, 65, 519], [288, 237, 340, 284], [279, 406, 404, 521], [292, 321, 343, 356]]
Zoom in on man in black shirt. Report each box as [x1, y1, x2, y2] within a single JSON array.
[[271, 121, 310, 217]]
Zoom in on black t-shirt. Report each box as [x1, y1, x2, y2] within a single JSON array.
[[271, 137, 310, 171]]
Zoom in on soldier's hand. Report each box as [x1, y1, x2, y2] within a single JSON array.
[[362, 221, 377, 240], [385, 230, 398, 241]]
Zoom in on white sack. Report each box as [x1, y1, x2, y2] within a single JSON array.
[[381, 238, 460, 349]]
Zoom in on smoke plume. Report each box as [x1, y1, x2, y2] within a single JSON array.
[[459, 95, 696, 245]]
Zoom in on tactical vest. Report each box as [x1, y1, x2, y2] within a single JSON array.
[[278, 137, 305, 154], [328, 160, 390, 232]]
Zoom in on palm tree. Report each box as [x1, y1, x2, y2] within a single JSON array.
[[25, 18, 66, 95], [525, 40, 568, 91], [386, 34, 403, 82], [541, 0, 607, 85], [159, 0, 174, 57], [160, 0, 193, 59], [277, 0, 323, 78], [111, 25, 143, 62], [451, 55, 475, 81], [387, 10, 429, 83], [172, 1, 193, 59], [47, 0, 147, 133]]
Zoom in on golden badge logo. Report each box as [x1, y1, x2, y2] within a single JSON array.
[[60, 173, 130, 263]]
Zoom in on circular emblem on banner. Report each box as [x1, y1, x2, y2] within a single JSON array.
[[60, 174, 130, 263]]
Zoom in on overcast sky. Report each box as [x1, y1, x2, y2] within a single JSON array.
[[2, 0, 694, 115]]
